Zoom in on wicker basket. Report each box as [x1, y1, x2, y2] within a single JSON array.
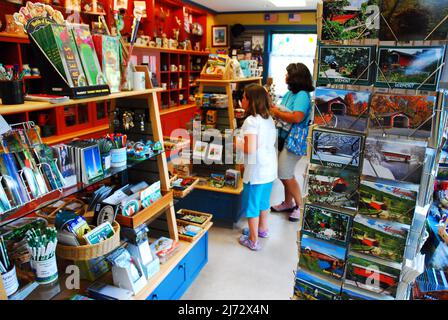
[[56, 221, 121, 261]]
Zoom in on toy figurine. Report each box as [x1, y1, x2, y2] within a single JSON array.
[[173, 28, 179, 41], [162, 33, 169, 48]]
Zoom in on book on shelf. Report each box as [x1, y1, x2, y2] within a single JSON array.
[[31, 24, 87, 88]]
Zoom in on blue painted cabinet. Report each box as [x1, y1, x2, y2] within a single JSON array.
[[147, 232, 209, 300]]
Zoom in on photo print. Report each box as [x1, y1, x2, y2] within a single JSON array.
[[375, 46, 445, 91], [322, 0, 380, 41], [299, 234, 347, 280], [380, 0, 448, 41], [307, 166, 360, 211], [294, 269, 342, 300], [369, 94, 436, 140], [345, 252, 402, 298], [350, 214, 409, 263], [362, 137, 427, 184], [359, 180, 417, 225], [314, 87, 371, 132], [302, 204, 353, 246], [318, 45, 376, 86], [311, 128, 364, 170]]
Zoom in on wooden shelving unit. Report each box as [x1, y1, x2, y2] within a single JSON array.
[[0, 88, 188, 300]]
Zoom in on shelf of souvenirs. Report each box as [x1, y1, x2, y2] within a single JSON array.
[[0, 88, 163, 115], [129, 44, 210, 56], [0, 150, 165, 227], [33, 222, 213, 301], [196, 77, 263, 84]]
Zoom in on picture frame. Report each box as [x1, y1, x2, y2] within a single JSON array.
[[369, 93, 437, 140], [310, 128, 364, 171], [113, 0, 128, 11], [212, 25, 228, 47], [317, 45, 376, 86], [362, 137, 427, 185], [302, 204, 354, 246], [375, 46, 446, 91], [251, 35, 264, 53], [321, 0, 380, 41], [307, 167, 360, 212], [314, 88, 371, 133]]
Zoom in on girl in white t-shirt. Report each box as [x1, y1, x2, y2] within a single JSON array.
[[237, 84, 278, 251]]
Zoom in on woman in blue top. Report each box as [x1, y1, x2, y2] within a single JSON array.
[[270, 63, 314, 222]]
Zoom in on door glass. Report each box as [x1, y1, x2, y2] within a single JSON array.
[[268, 33, 317, 101]]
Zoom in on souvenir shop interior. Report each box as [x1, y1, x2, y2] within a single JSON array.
[[0, 0, 447, 301]]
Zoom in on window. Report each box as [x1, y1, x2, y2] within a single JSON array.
[[268, 33, 317, 100]]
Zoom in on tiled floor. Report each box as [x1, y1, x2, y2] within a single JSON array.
[[182, 157, 309, 300]]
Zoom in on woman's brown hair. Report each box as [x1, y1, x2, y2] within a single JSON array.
[[244, 84, 272, 120], [286, 62, 315, 94]]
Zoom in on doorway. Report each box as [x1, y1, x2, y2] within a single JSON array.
[[268, 33, 317, 101]]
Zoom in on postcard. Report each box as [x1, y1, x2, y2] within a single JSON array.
[[294, 269, 342, 300], [310, 128, 364, 170], [82, 145, 104, 185], [380, 1, 448, 41], [375, 46, 445, 91], [314, 88, 371, 132], [317, 45, 375, 86], [350, 214, 409, 263], [341, 284, 394, 300], [193, 141, 208, 161], [0, 184, 12, 214], [321, 0, 379, 41], [359, 180, 417, 225], [307, 166, 360, 211], [206, 144, 223, 162], [369, 93, 436, 140], [345, 252, 402, 298], [299, 234, 347, 280], [302, 204, 353, 246], [362, 137, 427, 184]]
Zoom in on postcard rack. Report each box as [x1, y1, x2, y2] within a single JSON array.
[[292, 2, 448, 301], [0, 121, 64, 222]]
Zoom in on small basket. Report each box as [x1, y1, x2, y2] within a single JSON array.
[[176, 209, 212, 227], [172, 177, 199, 199], [56, 221, 121, 261], [36, 198, 89, 225], [177, 219, 205, 243]]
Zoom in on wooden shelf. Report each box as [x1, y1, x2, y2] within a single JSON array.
[[0, 32, 29, 43], [196, 77, 263, 84], [42, 124, 109, 145], [52, 223, 212, 300], [194, 178, 243, 195], [133, 223, 212, 300], [23, 75, 42, 80], [0, 89, 163, 115], [115, 191, 173, 229], [131, 45, 210, 56], [160, 103, 197, 115]]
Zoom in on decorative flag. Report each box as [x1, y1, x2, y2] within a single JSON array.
[[289, 13, 302, 22]]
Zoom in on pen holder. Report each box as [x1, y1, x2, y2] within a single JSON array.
[[30, 255, 58, 285], [101, 152, 111, 172], [0, 80, 24, 105], [1, 265, 19, 297], [111, 147, 127, 168]]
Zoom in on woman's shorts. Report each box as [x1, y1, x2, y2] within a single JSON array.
[[278, 148, 302, 180], [242, 182, 274, 218]]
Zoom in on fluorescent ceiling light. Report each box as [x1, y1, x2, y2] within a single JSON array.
[[268, 0, 306, 7]]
